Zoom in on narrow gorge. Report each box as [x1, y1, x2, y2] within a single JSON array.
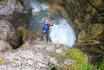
[[0, 0, 104, 70]]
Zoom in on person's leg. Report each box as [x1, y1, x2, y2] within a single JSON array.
[[46, 30, 49, 42]]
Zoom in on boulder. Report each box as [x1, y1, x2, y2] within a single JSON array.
[[0, 20, 22, 49], [0, 40, 12, 52], [0, 0, 25, 15], [0, 0, 16, 15]]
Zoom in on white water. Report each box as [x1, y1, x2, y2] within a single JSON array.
[[50, 19, 76, 47], [23, 0, 49, 15], [40, 4, 49, 10], [26, 0, 76, 47]]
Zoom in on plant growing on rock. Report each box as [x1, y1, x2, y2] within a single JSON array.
[[97, 58, 104, 70]]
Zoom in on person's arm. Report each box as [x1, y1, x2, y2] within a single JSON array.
[[48, 20, 53, 26], [49, 23, 53, 26]]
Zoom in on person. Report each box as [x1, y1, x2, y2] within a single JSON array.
[[41, 19, 53, 42]]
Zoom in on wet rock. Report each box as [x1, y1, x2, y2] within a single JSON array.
[[0, 20, 22, 49]]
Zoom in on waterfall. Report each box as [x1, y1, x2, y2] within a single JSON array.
[[50, 18, 76, 47], [23, 0, 49, 15], [25, 0, 76, 47]]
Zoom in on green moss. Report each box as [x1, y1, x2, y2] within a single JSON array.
[[99, 45, 104, 50], [48, 62, 56, 70], [65, 48, 88, 64], [49, 48, 92, 70], [77, 64, 94, 70], [49, 52, 67, 63], [64, 48, 96, 70], [62, 63, 94, 70], [18, 28, 28, 38], [49, 48, 88, 64], [63, 48, 92, 70], [79, 24, 104, 44], [97, 59, 104, 70]]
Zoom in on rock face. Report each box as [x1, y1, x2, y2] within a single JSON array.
[[44, 0, 104, 65], [0, 20, 22, 49], [62, 0, 104, 44], [0, 41, 88, 70], [60, 0, 104, 65], [0, 47, 50, 70], [44, 0, 104, 44], [0, 0, 16, 15], [0, 0, 24, 15]]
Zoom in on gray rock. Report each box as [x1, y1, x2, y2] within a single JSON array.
[[0, 0, 16, 15], [64, 58, 76, 65], [55, 49, 63, 54], [0, 39, 74, 70], [0, 20, 22, 49], [0, 0, 25, 15], [49, 57, 57, 65], [15, 1, 25, 13], [0, 40, 12, 52], [0, 45, 50, 70]]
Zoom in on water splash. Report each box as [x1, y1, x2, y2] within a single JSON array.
[[23, 0, 49, 15], [50, 18, 76, 47]]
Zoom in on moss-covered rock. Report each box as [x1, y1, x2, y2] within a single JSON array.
[[65, 48, 88, 64], [97, 58, 104, 70], [78, 23, 104, 45], [48, 4, 69, 20], [18, 27, 41, 43], [49, 47, 91, 70], [77, 44, 104, 65]]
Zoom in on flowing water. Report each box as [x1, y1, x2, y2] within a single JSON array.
[[24, 0, 76, 47]]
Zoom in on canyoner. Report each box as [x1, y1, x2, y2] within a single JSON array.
[[40, 19, 53, 42]]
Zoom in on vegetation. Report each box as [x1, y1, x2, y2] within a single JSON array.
[[79, 24, 104, 44], [18, 28, 28, 38], [97, 59, 104, 70], [49, 48, 94, 70], [63, 48, 91, 70], [48, 4, 69, 20], [62, 63, 94, 70], [65, 48, 88, 64]]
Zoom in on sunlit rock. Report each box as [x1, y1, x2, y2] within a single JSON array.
[[0, 40, 12, 52]]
